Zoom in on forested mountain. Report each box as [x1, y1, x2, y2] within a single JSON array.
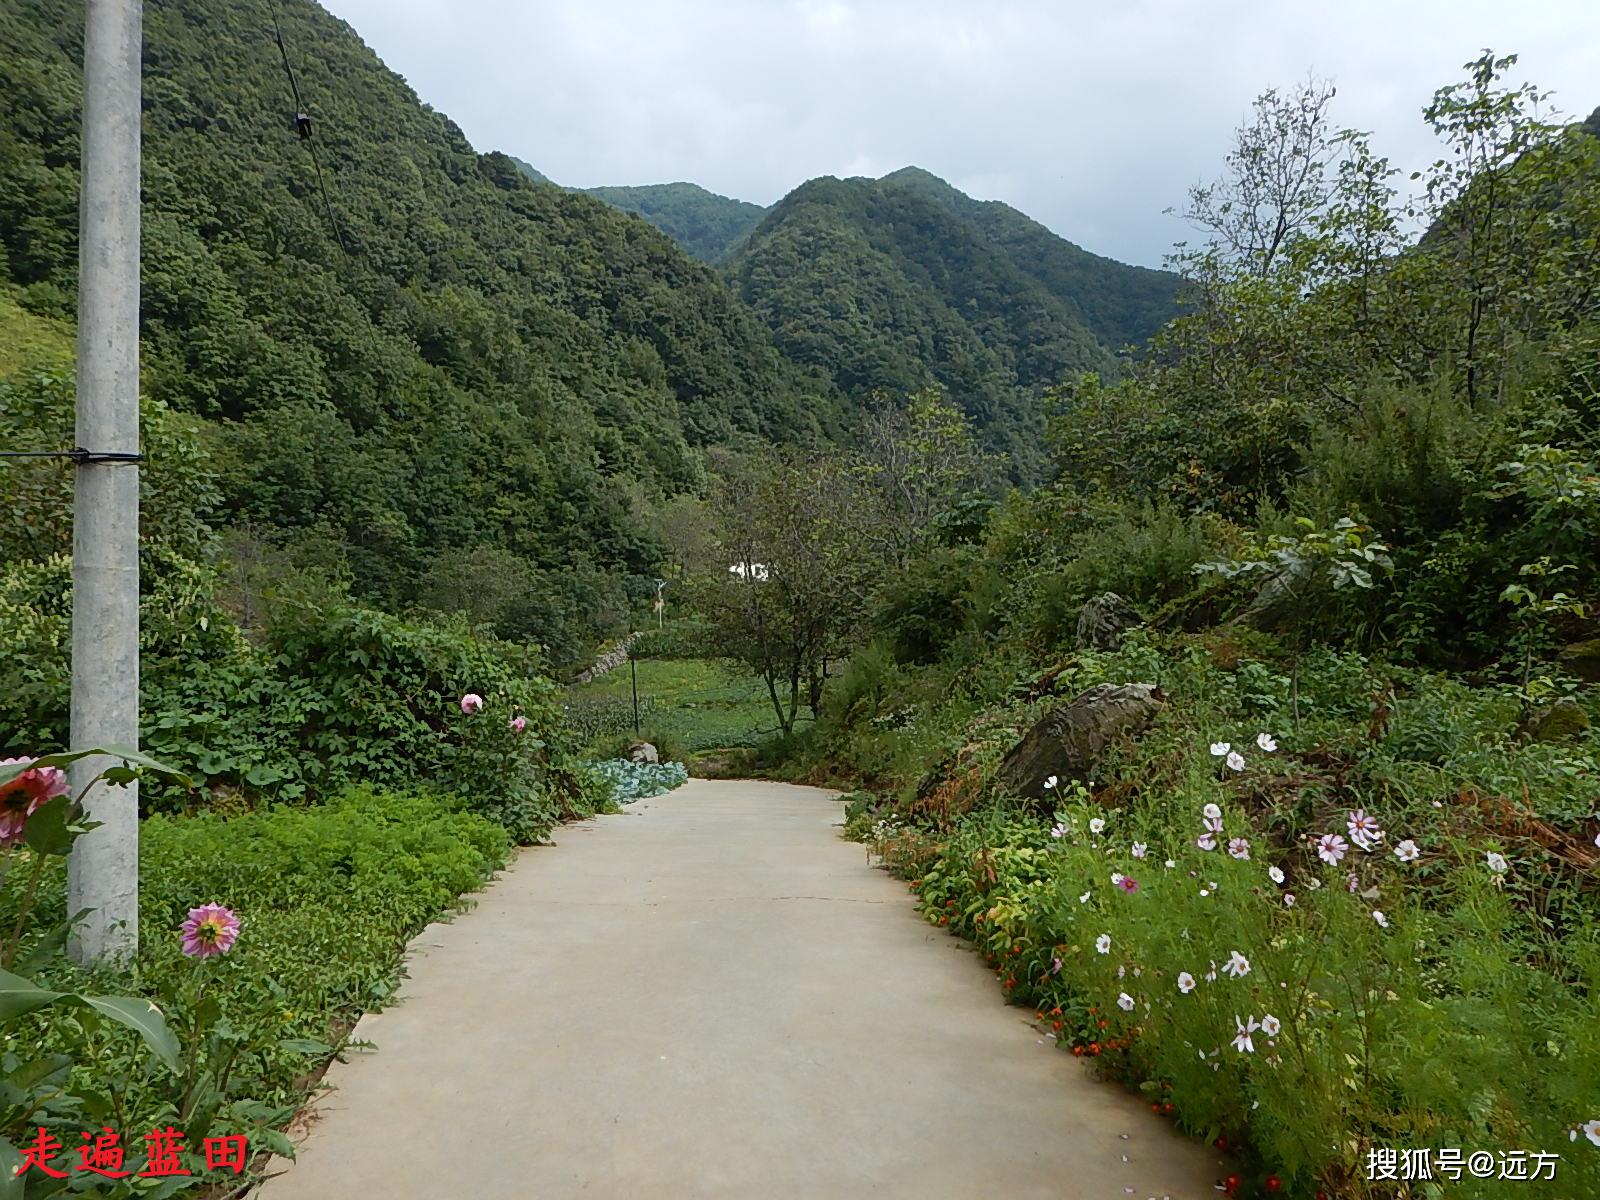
[[0, 0, 833, 656], [724, 168, 1183, 474], [577, 182, 767, 264]]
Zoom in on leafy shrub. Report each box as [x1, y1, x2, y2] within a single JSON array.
[[630, 619, 716, 660]]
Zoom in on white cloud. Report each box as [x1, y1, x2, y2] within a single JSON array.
[[324, 0, 1600, 267]]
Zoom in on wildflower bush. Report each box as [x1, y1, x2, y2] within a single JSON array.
[[2, 774, 512, 1195], [588, 759, 690, 805], [859, 640, 1600, 1198]]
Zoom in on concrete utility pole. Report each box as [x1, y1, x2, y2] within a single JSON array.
[[67, 0, 143, 967]]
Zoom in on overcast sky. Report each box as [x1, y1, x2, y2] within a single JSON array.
[[322, 0, 1598, 268]]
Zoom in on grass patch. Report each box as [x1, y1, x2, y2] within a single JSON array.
[[565, 658, 776, 754]]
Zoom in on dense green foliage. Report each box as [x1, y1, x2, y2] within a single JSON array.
[[859, 641, 1598, 1199], [721, 59, 1600, 1200], [580, 181, 767, 264], [726, 167, 1182, 475], [0, 0, 835, 654], [2, 786, 513, 1192]]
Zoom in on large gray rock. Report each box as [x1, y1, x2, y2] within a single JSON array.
[[998, 683, 1166, 801], [627, 741, 660, 764], [1075, 592, 1141, 650]]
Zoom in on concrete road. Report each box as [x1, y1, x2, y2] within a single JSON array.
[[257, 779, 1220, 1199]]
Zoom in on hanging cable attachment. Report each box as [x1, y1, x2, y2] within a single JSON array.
[[0, 448, 146, 464]]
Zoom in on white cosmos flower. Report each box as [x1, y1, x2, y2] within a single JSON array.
[[1225, 751, 1246, 771], [1095, 933, 1111, 954], [1486, 851, 1509, 874], [1256, 732, 1278, 752], [1177, 971, 1197, 994], [1089, 817, 1106, 834], [1164, 858, 1177, 869], [1117, 992, 1135, 1012], [1393, 839, 1420, 862], [1044, 775, 1058, 791], [1594, 832, 1600, 850], [1205, 960, 1218, 982], [1268, 866, 1285, 885], [1197, 833, 1218, 851], [1203, 815, 1224, 834], [1209, 743, 1230, 757], [1583, 1119, 1600, 1146], [1372, 910, 1389, 928], [1199, 887, 1210, 897], [1232, 1014, 1259, 1053], [1079, 891, 1091, 903], [1260, 1014, 1281, 1036], [1050, 823, 1066, 839], [1202, 803, 1223, 821], [1131, 842, 1148, 859], [1283, 893, 1296, 907], [1227, 838, 1251, 860], [1111, 872, 1124, 885], [1224, 950, 1251, 979], [1347, 809, 1384, 849]]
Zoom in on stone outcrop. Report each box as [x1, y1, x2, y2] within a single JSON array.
[[998, 682, 1166, 800]]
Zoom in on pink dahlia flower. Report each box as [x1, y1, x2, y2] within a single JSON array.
[[181, 903, 241, 958], [459, 694, 484, 715], [0, 757, 70, 845]]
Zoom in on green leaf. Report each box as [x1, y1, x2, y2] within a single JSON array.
[[0, 967, 181, 1071], [20, 795, 75, 856], [0, 1135, 20, 1200]]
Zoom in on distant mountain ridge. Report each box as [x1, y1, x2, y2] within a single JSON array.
[[505, 158, 1184, 474], [725, 168, 1185, 474]]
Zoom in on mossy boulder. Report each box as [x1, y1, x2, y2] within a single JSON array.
[[1558, 638, 1600, 683]]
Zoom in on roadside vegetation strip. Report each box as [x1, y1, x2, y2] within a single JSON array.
[[844, 638, 1600, 1199]]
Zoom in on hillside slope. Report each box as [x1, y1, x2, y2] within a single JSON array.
[[0, 0, 832, 640], [724, 169, 1182, 472], [581, 182, 767, 264]]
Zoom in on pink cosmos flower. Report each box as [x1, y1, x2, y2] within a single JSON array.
[[1197, 833, 1218, 852], [0, 757, 70, 845], [1317, 833, 1348, 865], [1116, 875, 1140, 894], [1050, 823, 1067, 839], [180, 904, 240, 958], [1203, 815, 1224, 834], [1347, 809, 1384, 850], [1130, 842, 1148, 859], [508, 716, 527, 733], [459, 694, 484, 714], [1227, 838, 1251, 860]]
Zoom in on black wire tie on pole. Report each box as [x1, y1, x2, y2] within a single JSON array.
[[0, 448, 146, 464]]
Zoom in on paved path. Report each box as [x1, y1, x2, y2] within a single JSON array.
[[258, 779, 1219, 1199]]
